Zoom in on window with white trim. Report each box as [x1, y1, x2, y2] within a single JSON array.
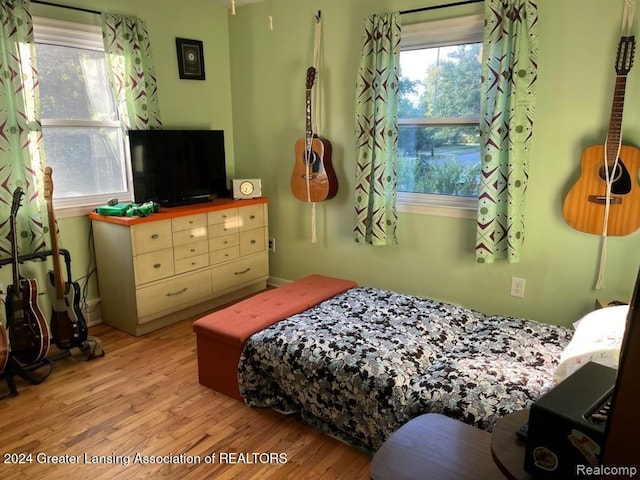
[[34, 17, 131, 214], [398, 15, 483, 218]]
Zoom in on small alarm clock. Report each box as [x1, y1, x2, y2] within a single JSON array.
[[232, 178, 262, 199]]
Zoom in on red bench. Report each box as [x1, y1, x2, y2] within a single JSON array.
[[193, 274, 357, 400]]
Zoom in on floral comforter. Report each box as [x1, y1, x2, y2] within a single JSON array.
[[238, 287, 572, 453]]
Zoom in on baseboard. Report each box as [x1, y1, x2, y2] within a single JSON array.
[[82, 298, 102, 326], [267, 276, 292, 288]]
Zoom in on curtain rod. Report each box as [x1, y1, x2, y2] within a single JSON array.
[[31, 0, 100, 16], [400, 0, 483, 15]]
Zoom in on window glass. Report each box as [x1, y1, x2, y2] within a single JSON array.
[[397, 16, 483, 214], [34, 17, 129, 210]]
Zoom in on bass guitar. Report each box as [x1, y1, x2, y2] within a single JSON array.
[[44, 167, 88, 350], [5, 187, 50, 365], [562, 35, 640, 236], [291, 66, 337, 202]]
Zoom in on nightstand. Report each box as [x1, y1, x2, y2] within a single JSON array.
[[370, 413, 503, 479]]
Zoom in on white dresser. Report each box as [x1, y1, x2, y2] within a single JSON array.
[[89, 198, 269, 336]]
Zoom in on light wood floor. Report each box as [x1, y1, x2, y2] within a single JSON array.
[[0, 317, 371, 479]]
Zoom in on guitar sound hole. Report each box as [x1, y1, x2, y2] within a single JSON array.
[[303, 150, 321, 173], [598, 160, 632, 195]]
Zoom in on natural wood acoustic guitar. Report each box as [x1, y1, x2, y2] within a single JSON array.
[[291, 66, 337, 202], [44, 167, 88, 350], [563, 35, 640, 236]]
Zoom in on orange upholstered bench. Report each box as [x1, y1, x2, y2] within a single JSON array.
[[193, 274, 357, 400]]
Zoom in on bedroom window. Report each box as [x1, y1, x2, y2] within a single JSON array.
[[33, 17, 130, 216], [397, 15, 483, 218]]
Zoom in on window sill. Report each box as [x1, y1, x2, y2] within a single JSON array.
[[397, 192, 477, 219]]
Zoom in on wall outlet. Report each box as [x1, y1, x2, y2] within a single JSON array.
[[510, 277, 526, 298], [268, 237, 276, 253]]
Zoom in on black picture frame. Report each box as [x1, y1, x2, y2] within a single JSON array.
[[176, 38, 205, 80]]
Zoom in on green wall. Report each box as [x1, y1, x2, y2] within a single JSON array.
[[228, 0, 640, 326], [0, 0, 233, 307], [8, 0, 638, 329]]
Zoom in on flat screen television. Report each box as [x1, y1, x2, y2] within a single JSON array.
[[128, 129, 229, 207]]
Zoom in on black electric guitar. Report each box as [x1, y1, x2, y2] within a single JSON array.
[[563, 35, 640, 236], [44, 167, 88, 350], [291, 66, 337, 202], [5, 187, 50, 365], [0, 319, 8, 374]]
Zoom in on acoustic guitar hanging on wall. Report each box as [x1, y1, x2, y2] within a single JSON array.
[[562, 35, 640, 236], [291, 66, 337, 203]]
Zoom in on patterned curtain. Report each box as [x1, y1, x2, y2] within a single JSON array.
[[0, 0, 47, 257], [475, 0, 538, 263], [354, 13, 401, 246], [101, 14, 162, 130]]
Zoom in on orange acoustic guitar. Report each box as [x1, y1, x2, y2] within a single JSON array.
[[563, 35, 640, 236], [291, 66, 337, 202]]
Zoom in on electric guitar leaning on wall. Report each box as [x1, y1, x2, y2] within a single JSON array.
[[562, 35, 640, 236], [5, 187, 50, 365], [291, 66, 337, 203], [44, 167, 88, 350]]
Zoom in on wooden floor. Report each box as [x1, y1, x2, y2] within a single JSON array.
[[0, 317, 371, 479]]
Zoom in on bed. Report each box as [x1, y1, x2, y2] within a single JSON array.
[[237, 285, 574, 453]]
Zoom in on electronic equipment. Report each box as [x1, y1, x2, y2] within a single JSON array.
[[232, 179, 261, 199], [128, 129, 229, 207], [524, 362, 616, 478]]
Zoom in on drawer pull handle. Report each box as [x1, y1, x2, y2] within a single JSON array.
[[250, 240, 256, 244], [166, 287, 188, 297], [234, 268, 251, 275], [190, 248, 195, 252], [250, 215, 256, 219], [151, 234, 160, 239], [154, 263, 161, 269]]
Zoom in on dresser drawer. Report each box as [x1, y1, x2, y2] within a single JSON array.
[[212, 253, 268, 292], [208, 208, 240, 226], [240, 227, 266, 256], [131, 220, 172, 255], [209, 246, 240, 265], [209, 233, 239, 251], [173, 226, 208, 247], [208, 223, 239, 238], [174, 240, 208, 261], [136, 270, 212, 321], [175, 253, 209, 275], [133, 248, 175, 285], [172, 213, 206, 232], [239, 204, 265, 231]]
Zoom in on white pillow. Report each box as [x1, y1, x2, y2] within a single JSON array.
[[553, 305, 628, 383]]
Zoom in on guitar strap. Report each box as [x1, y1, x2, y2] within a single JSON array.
[[307, 11, 323, 244], [596, 0, 636, 289]]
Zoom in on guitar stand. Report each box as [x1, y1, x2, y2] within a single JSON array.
[[1, 353, 53, 398], [0, 248, 105, 397]]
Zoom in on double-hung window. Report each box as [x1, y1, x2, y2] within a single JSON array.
[[397, 15, 483, 218], [34, 17, 130, 215]]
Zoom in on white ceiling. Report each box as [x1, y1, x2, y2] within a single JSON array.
[[211, 0, 265, 8]]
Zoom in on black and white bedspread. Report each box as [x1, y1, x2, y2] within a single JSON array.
[[238, 287, 572, 453]]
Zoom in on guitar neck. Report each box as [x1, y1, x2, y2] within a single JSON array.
[[606, 75, 628, 163], [46, 201, 65, 300], [305, 88, 313, 141], [10, 216, 20, 289]]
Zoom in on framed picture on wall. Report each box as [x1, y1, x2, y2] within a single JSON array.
[[176, 38, 205, 80]]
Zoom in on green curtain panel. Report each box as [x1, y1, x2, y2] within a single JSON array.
[[475, 0, 538, 263], [354, 12, 401, 246], [101, 14, 162, 130], [0, 0, 47, 258]]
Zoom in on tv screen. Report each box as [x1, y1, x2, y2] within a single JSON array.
[[128, 129, 228, 206]]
